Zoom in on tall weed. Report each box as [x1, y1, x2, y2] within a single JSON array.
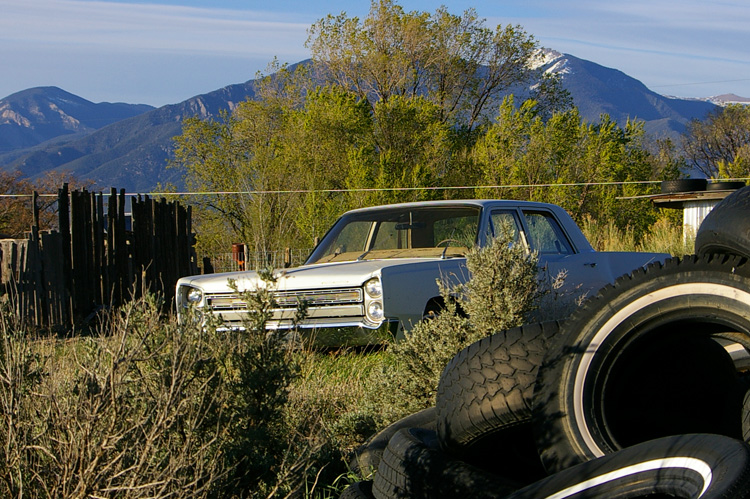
[[580, 215, 693, 256]]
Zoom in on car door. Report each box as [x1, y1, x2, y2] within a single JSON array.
[[517, 209, 611, 300]]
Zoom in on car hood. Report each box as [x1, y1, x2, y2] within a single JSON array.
[[177, 257, 461, 293]]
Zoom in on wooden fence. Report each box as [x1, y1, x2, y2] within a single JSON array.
[[0, 185, 198, 330]]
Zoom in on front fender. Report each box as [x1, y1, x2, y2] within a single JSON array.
[[380, 259, 468, 336]]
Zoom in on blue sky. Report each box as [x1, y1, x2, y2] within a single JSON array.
[[2, 0, 749, 106]]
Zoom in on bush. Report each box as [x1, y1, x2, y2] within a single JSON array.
[[0, 279, 316, 498], [0, 294, 227, 498], [361, 231, 541, 422]]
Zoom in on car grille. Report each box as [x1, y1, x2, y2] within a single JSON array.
[[206, 288, 363, 311]]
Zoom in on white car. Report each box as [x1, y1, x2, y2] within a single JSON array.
[[176, 200, 668, 346]]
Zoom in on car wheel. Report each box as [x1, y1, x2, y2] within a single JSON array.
[[371, 428, 518, 499], [696, 185, 750, 259], [533, 254, 750, 473], [436, 322, 560, 480], [350, 407, 436, 478], [505, 434, 750, 499]]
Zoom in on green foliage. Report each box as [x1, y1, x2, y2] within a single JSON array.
[[307, 1, 539, 128], [171, 64, 312, 254], [472, 97, 667, 238], [683, 103, 750, 179], [171, 2, 571, 251]]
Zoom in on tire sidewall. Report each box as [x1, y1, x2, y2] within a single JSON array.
[[696, 185, 750, 258], [535, 255, 750, 472], [506, 434, 750, 499]]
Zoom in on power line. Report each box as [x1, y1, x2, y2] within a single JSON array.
[[2, 179, 748, 199], [0, 180, 669, 199]]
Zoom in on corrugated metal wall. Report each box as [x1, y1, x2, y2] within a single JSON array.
[[683, 200, 720, 239]]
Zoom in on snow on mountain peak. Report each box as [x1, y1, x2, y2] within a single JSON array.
[[529, 48, 564, 70]]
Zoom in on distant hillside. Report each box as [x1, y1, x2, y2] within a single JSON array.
[[0, 81, 258, 192], [536, 50, 718, 139], [0, 54, 729, 192], [0, 87, 154, 153], [708, 94, 750, 105]]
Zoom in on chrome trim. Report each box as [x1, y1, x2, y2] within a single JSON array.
[[204, 288, 364, 311]]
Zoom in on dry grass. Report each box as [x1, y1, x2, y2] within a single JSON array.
[[580, 216, 694, 256]]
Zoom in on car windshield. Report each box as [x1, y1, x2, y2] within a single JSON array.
[[306, 206, 481, 264]]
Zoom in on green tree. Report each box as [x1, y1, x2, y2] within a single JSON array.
[[172, 64, 312, 255], [473, 97, 665, 236], [289, 86, 375, 243], [307, 0, 539, 128], [683, 103, 750, 179], [368, 95, 453, 204]]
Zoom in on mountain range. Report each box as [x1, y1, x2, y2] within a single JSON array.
[[0, 51, 732, 192]]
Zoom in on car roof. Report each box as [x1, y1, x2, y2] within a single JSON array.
[[342, 199, 561, 215]]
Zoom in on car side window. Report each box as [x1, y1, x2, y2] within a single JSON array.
[[489, 210, 521, 242], [522, 211, 573, 255]]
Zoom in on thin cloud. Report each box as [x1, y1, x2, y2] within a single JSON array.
[[0, 0, 312, 58]]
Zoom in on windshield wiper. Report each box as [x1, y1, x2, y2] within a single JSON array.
[[357, 249, 371, 261]]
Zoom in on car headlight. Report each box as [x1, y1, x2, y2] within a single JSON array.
[[186, 287, 203, 304], [364, 277, 382, 298], [367, 301, 384, 321]]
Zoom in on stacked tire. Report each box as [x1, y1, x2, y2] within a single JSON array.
[[342, 186, 750, 499]]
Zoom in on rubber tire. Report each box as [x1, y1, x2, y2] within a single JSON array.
[[340, 480, 374, 499], [743, 380, 750, 442], [505, 434, 750, 499], [371, 428, 518, 499], [696, 185, 750, 259], [533, 254, 750, 474], [436, 322, 560, 479], [661, 178, 707, 193], [350, 407, 436, 478], [707, 180, 746, 191]]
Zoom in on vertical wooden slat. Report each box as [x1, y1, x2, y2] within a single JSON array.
[[107, 188, 117, 307], [117, 189, 128, 303], [95, 193, 105, 306], [29, 191, 45, 326], [70, 191, 83, 317], [41, 231, 63, 326], [58, 184, 72, 326], [83, 191, 94, 312], [131, 196, 141, 298]]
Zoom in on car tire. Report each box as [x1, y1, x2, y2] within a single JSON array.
[[706, 180, 746, 191], [339, 480, 374, 499], [436, 322, 560, 479], [661, 178, 707, 193], [533, 254, 750, 473], [504, 434, 750, 499], [350, 407, 436, 478], [696, 185, 750, 259], [371, 427, 518, 499]]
